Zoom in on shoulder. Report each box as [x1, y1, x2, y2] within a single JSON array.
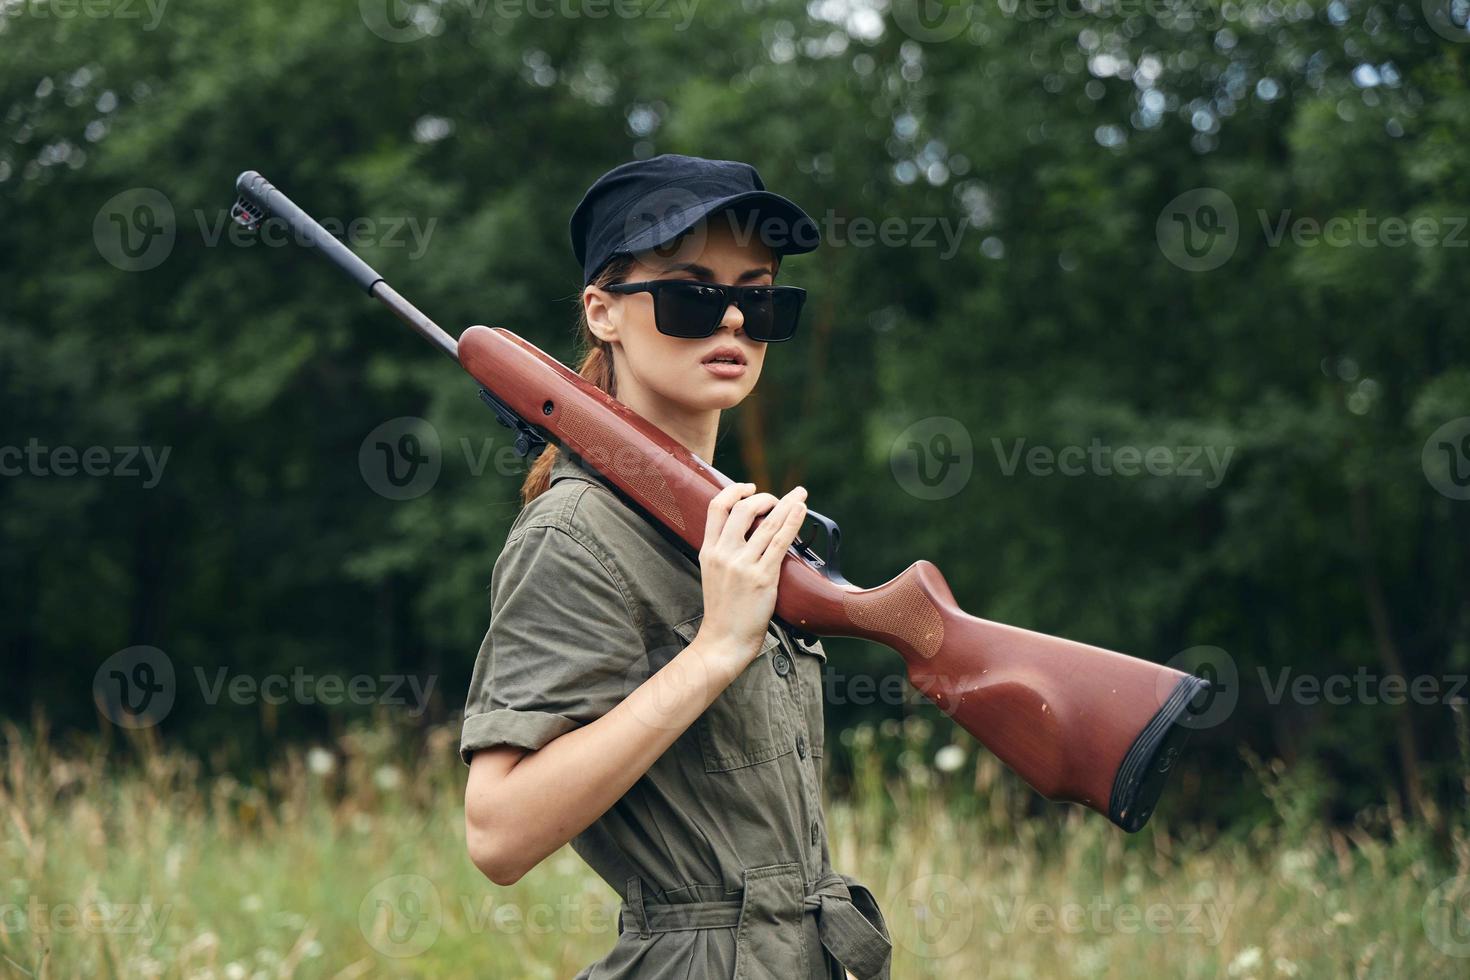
[[505, 474, 642, 571], [490, 485, 640, 629], [497, 452, 700, 624]]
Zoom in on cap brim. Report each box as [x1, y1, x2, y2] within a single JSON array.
[[619, 190, 821, 263]]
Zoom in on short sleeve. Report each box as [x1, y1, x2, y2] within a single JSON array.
[[460, 524, 646, 764]]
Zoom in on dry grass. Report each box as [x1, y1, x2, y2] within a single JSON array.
[[2, 716, 1465, 979]]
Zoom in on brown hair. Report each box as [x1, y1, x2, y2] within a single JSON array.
[[518, 253, 638, 506]]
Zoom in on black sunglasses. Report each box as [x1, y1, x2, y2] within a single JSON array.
[[603, 280, 806, 342]]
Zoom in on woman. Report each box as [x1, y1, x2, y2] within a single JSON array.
[[460, 154, 892, 980]]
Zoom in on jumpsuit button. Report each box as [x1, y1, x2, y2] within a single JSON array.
[[810, 821, 820, 846], [796, 734, 808, 759], [772, 651, 791, 677]]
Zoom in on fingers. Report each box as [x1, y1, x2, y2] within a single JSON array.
[[743, 485, 807, 558], [703, 481, 755, 552], [718, 490, 780, 550], [759, 489, 808, 567]]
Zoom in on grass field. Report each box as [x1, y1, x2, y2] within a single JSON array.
[[3, 717, 1465, 979]]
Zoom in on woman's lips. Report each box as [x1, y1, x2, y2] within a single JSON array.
[[702, 361, 748, 379]]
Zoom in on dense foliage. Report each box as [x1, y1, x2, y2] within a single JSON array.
[[3, 0, 1467, 831]]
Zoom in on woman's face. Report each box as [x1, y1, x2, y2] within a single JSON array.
[[584, 217, 778, 417]]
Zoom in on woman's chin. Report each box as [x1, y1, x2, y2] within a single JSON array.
[[673, 382, 752, 412]]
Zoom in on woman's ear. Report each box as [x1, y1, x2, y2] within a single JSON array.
[[583, 286, 619, 344]]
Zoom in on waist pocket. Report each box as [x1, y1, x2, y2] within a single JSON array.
[[733, 863, 806, 980], [673, 614, 794, 773]]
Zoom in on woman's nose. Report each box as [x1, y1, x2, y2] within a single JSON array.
[[718, 301, 745, 333]]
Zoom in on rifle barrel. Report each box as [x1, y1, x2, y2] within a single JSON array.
[[232, 170, 459, 362]]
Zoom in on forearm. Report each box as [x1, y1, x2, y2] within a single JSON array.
[[467, 631, 750, 881]]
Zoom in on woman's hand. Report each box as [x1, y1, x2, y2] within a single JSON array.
[[695, 481, 808, 668]]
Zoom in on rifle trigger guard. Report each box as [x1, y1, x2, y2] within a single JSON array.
[[477, 387, 548, 460], [795, 508, 845, 584]]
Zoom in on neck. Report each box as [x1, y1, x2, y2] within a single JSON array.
[[613, 364, 719, 462]]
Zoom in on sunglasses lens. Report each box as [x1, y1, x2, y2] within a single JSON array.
[[742, 287, 803, 342], [655, 282, 726, 338]]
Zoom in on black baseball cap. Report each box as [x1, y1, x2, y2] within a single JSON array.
[[569, 153, 821, 286]]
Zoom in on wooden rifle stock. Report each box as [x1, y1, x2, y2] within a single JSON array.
[[459, 326, 1209, 833]]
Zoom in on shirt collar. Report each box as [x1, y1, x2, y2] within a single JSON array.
[[549, 447, 616, 492]]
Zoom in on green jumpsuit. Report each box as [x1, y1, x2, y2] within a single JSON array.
[[460, 449, 893, 979]]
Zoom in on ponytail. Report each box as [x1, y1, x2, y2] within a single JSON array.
[[519, 254, 636, 506]]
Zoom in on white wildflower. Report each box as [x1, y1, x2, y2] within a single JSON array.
[[1227, 946, 1263, 977], [934, 744, 966, 773], [374, 764, 403, 791], [306, 747, 335, 776]]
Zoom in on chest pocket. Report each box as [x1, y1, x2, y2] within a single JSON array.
[[672, 614, 794, 772]]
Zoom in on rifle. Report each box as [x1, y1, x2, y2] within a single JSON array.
[[231, 170, 1209, 832]]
